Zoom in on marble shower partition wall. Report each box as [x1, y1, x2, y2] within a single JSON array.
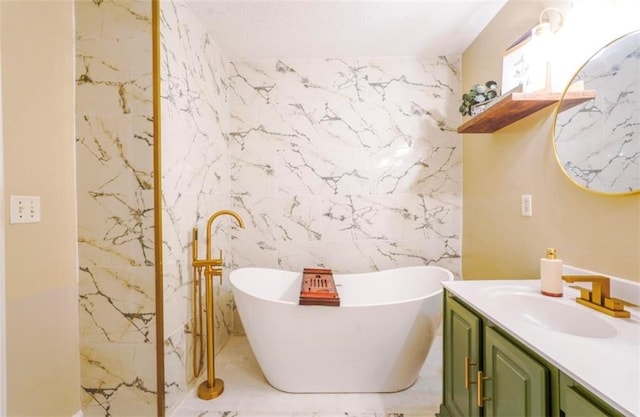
[[160, 1, 233, 413], [228, 57, 462, 278], [75, 1, 157, 416]]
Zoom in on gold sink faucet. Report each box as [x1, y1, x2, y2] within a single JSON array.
[[562, 275, 635, 318]]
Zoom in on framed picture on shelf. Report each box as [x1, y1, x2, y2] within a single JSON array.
[[502, 24, 551, 94]]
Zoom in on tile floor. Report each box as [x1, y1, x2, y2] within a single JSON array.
[[171, 335, 443, 417]]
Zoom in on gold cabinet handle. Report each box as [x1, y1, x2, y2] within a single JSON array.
[[476, 370, 492, 408], [464, 356, 476, 389]]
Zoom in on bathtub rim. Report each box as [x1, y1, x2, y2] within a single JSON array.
[[230, 265, 454, 308]]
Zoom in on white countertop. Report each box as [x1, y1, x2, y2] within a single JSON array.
[[443, 279, 640, 417]]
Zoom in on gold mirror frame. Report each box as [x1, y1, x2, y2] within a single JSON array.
[[552, 30, 640, 196]]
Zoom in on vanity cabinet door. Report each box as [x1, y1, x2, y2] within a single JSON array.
[[563, 387, 611, 417], [442, 294, 481, 417], [482, 326, 548, 417], [559, 372, 624, 417]]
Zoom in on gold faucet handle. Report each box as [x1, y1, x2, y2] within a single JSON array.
[[603, 297, 639, 311], [568, 285, 592, 302]]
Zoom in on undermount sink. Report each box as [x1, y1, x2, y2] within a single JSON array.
[[485, 287, 618, 339]]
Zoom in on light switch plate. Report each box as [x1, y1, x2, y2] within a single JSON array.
[[10, 195, 41, 224], [521, 194, 533, 217]]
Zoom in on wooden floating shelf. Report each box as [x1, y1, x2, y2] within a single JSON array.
[[457, 90, 597, 134]]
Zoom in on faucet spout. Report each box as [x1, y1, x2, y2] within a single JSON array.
[[205, 210, 245, 262], [562, 275, 610, 304]]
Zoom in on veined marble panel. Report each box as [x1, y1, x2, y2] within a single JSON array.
[[161, 0, 230, 196], [75, 0, 151, 41], [76, 46, 152, 117], [229, 57, 462, 278], [76, 0, 156, 416], [77, 190, 155, 268], [79, 266, 156, 344], [161, 1, 234, 414], [164, 325, 190, 412], [76, 114, 154, 193], [80, 342, 157, 417], [162, 265, 190, 345]]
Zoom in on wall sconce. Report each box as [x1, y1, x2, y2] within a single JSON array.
[[529, 7, 565, 92], [501, 7, 565, 94], [534, 7, 564, 36]]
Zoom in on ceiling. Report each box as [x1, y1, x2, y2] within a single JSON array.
[[186, 0, 508, 60]]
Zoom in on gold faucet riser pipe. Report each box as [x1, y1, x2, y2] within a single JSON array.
[[204, 268, 215, 385], [192, 229, 198, 377], [192, 266, 204, 378]]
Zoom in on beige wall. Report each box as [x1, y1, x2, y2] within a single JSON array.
[[462, 0, 640, 282], [1, 1, 81, 416], [0, 3, 5, 415]]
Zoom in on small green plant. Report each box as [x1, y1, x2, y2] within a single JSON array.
[[459, 81, 499, 116]]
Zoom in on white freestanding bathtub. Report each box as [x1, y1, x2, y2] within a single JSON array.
[[230, 265, 453, 393]]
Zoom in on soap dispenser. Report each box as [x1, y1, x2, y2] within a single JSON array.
[[540, 248, 563, 297]]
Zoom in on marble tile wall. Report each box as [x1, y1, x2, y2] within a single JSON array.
[[228, 57, 462, 282], [160, 1, 234, 414], [75, 1, 156, 416]]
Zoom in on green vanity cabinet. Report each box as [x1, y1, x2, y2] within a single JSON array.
[[483, 326, 548, 416], [559, 372, 624, 417], [439, 291, 558, 417], [443, 295, 481, 417]]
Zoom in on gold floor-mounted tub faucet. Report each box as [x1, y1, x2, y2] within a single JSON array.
[[192, 210, 244, 400], [562, 275, 636, 318]]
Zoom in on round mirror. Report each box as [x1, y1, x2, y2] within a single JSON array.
[[553, 30, 639, 195]]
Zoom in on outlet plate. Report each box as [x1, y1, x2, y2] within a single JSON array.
[[10, 195, 41, 224], [521, 194, 533, 217]]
